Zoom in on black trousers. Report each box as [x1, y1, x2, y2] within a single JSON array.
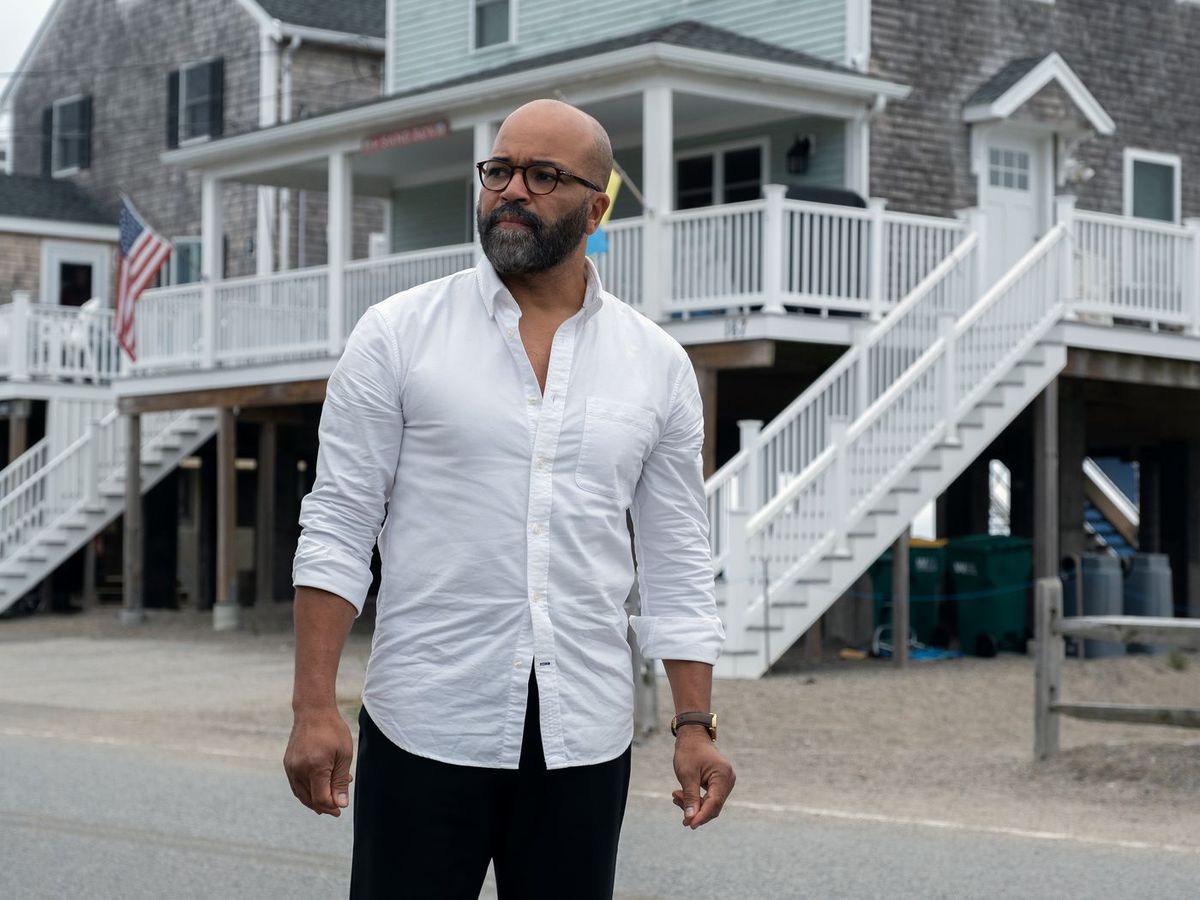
[[349, 669, 632, 899]]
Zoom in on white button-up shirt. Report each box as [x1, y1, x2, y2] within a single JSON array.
[[293, 256, 724, 770]]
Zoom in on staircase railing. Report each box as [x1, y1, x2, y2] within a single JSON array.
[[705, 232, 979, 574], [744, 226, 1067, 610], [0, 408, 205, 564]]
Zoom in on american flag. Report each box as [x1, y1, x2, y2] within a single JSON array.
[[115, 196, 172, 360]]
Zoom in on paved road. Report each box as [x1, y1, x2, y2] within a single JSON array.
[[2, 733, 1198, 899]]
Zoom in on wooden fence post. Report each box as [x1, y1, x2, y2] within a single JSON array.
[[1034, 576, 1063, 760]]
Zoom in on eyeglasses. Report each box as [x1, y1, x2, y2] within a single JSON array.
[[476, 159, 603, 195]]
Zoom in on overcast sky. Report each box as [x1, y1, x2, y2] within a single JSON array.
[[0, 0, 56, 151]]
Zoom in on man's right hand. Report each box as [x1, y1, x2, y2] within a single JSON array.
[[284, 707, 354, 816]]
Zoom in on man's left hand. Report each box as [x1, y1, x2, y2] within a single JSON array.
[[671, 729, 735, 829]]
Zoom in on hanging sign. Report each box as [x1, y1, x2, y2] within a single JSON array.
[[361, 120, 450, 154]]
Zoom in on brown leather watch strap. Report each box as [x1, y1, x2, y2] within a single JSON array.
[[671, 711, 717, 740]]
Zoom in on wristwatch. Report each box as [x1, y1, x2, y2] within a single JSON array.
[[671, 711, 717, 741]]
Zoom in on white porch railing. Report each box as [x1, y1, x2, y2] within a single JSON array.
[[1071, 207, 1200, 333], [747, 226, 1066, 606], [345, 243, 477, 333], [591, 218, 644, 309], [705, 232, 980, 573], [0, 293, 121, 382], [216, 267, 330, 366], [137, 285, 204, 371]]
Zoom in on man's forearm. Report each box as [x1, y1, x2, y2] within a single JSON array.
[[662, 659, 713, 714], [291, 586, 358, 714]]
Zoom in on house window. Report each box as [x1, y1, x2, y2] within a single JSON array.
[[988, 147, 1030, 191], [169, 237, 202, 285], [1124, 149, 1181, 224], [50, 96, 92, 176], [167, 59, 224, 148], [675, 142, 766, 210], [473, 0, 512, 49]]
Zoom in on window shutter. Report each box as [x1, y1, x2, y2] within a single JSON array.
[[167, 70, 180, 148], [79, 96, 93, 169], [42, 106, 53, 176], [209, 58, 224, 138]]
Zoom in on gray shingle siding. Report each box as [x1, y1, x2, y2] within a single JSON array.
[[870, 0, 1200, 220], [8, 0, 383, 282]]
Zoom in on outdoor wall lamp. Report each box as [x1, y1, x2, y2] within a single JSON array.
[[787, 134, 814, 175]]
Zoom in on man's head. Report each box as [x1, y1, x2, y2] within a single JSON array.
[[476, 99, 613, 277]]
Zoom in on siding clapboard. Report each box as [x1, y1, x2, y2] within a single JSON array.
[[388, 0, 847, 95]]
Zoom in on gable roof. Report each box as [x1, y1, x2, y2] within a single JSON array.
[[0, 172, 115, 226], [963, 52, 1115, 135], [250, 0, 385, 39]]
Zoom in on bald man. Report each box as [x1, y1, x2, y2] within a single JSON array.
[[286, 99, 735, 899]]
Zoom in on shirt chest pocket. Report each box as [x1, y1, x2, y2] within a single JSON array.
[[575, 397, 657, 506]]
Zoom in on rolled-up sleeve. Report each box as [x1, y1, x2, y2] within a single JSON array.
[[628, 353, 726, 663], [292, 306, 403, 614]]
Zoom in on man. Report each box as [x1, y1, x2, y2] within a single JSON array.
[[285, 99, 735, 899]]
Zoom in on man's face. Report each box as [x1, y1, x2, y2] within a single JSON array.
[[476, 112, 609, 277]]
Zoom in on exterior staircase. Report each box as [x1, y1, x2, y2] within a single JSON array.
[[1082, 457, 1138, 558], [708, 224, 1072, 677], [0, 408, 218, 614]]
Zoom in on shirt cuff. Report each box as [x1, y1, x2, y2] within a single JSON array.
[[628, 614, 726, 664], [292, 543, 373, 615]]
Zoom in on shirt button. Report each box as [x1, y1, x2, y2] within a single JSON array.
[[536, 457, 546, 469], [532, 591, 542, 603], [513, 659, 522, 668], [532, 524, 542, 535], [506, 327, 515, 338], [528, 396, 539, 405]]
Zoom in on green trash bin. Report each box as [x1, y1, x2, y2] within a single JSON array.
[[868, 540, 947, 647], [946, 535, 1032, 656]]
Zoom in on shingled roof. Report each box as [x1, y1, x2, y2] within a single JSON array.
[[964, 57, 1044, 108], [0, 173, 115, 227], [253, 0, 386, 39]]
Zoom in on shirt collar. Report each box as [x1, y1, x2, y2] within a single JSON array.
[[475, 253, 606, 325]]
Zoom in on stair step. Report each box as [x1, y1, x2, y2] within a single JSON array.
[[745, 623, 785, 633], [769, 600, 808, 609], [41, 536, 68, 547], [0, 571, 26, 580], [18, 553, 48, 563], [60, 519, 90, 530], [100, 488, 125, 499]]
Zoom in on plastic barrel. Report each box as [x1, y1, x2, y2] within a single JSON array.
[[1124, 553, 1173, 655], [1079, 554, 1125, 659]]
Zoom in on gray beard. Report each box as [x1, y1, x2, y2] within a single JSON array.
[[477, 199, 590, 276]]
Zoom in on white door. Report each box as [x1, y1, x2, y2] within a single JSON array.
[[40, 240, 113, 307], [980, 131, 1049, 287]]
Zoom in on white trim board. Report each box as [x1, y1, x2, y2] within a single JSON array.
[[161, 42, 910, 173], [963, 52, 1115, 136], [468, 0, 518, 54], [0, 217, 118, 241], [1123, 147, 1182, 224]]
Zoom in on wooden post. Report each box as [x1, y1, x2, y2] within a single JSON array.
[[1138, 450, 1162, 554], [1054, 195, 1077, 304], [200, 176, 222, 369], [1033, 382, 1059, 579], [213, 407, 239, 630], [119, 413, 145, 625], [939, 312, 960, 447], [7, 404, 28, 464], [1034, 576, 1063, 760], [830, 418, 850, 557], [738, 419, 763, 511], [1185, 218, 1200, 338], [327, 151, 352, 356], [892, 527, 911, 667], [255, 421, 277, 606]]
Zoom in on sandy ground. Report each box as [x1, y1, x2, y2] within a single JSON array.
[[1, 601, 1198, 853]]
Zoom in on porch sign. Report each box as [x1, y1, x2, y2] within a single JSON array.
[[361, 120, 450, 154]]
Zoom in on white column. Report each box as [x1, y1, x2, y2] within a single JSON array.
[[737, 419, 764, 511], [327, 151, 352, 356], [939, 312, 961, 448], [867, 197, 888, 320], [1184, 217, 1200, 337], [761, 184, 787, 315], [256, 32, 279, 277], [844, 115, 870, 197], [642, 85, 673, 323], [8, 290, 30, 382], [830, 417, 851, 557], [472, 120, 499, 246], [956, 206, 988, 301], [1054, 194, 1077, 306], [200, 175, 222, 369]]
